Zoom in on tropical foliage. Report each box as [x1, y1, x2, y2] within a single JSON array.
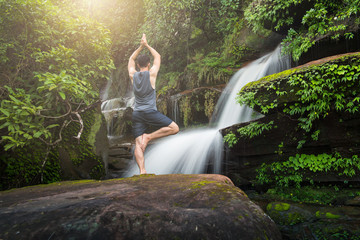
[[1, 0, 359, 189], [245, 0, 360, 60], [237, 53, 360, 147], [0, 0, 114, 152]]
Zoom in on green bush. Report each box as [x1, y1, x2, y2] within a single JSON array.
[[224, 121, 274, 147], [256, 153, 360, 188]]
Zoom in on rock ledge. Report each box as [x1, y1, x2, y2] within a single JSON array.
[[0, 174, 281, 240]]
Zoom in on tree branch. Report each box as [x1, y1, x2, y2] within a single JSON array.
[[37, 100, 72, 119], [72, 112, 83, 143], [39, 119, 69, 146]]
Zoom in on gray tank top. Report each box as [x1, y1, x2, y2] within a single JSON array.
[[133, 71, 157, 111]]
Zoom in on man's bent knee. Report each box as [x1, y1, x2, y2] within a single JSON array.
[[169, 122, 179, 134]]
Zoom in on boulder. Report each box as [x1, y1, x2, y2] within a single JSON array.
[[0, 174, 281, 240]]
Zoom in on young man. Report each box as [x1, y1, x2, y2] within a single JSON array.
[[128, 34, 179, 174]]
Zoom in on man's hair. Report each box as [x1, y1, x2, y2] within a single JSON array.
[[137, 54, 151, 68]]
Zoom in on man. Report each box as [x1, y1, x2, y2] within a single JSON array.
[[128, 34, 179, 174]]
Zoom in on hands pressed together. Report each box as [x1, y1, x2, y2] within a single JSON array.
[[141, 33, 148, 47]]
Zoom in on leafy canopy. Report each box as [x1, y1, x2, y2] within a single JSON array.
[[0, 0, 114, 151]]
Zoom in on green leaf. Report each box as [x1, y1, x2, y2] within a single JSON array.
[[0, 108, 10, 117], [33, 131, 42, 138], [59, 92, 66, 100], [4, 143, 16, 151], [0, 121, 10, 129]]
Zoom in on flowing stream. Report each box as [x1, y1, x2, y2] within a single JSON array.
[[118, 46, 291, 176]]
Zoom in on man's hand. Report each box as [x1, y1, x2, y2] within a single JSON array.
[[141, 33, 148, 47]]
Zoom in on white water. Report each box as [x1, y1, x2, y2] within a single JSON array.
[[123, 46, 291, 176], [101, 69, 135, 140], [170, 93, 181, 124]]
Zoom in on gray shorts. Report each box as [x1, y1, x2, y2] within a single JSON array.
[[132, 109, 173, 138]]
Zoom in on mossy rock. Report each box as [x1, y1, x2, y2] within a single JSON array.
[[157, 85, 223, 128], [266, 202, 312, 226], [240, 52, 360, 114], [263, 200, 360, 239], [58, 104, 108, 180], [315, 210, 341, 219], [0, 174, 282, 240]]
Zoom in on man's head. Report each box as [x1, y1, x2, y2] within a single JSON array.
[[137, 54, 150, 68]]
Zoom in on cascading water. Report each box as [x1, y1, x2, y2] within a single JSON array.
[[170, 93, 181, 124], [101, 72, 135, 144], [123, 46, 291, 176]]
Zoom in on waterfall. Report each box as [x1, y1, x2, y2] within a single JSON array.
[[123, 45, 291, 176], [101, 70, 135, 144], [170, 93, 181, 124]]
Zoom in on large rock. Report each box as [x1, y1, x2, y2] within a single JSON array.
[[0, 174, 281, 240]]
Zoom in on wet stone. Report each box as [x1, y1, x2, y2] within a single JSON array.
[[0, 174, 281, 240]]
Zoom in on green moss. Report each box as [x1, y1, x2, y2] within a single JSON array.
[[0, 142, 61, 190], [287, 212, 305, 225], [242, 68, 299, 92], [316, 211, 341, 219], [241, 52, 360, 93], [59, 108, 106, 180], [87, 112, 102, 149], [50, 179, 96, 185], [326, 212, 341, 219], [125, 174, 156, 182], [204, 90, 217, 119], [273, 202, 290, 211], [190, 180, 217, 189], [267, 202, 307, 226], [179, 96, 192, 127], [266, 203, 272, 212]]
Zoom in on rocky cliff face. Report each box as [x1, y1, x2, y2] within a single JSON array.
[[157, 85, 224, 128], [0, 174, 281, 240], [221, 52, 360, 186]]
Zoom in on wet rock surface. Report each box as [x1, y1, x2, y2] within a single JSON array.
[[107, 142, 134, 178], [0, 174, 281, 240]]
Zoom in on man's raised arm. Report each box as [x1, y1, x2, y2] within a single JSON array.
[[141, 34, 161, 77], [128, 44, 144, 82]]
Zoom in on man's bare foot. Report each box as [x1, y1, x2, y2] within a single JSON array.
[[140, 133, 150, 152]]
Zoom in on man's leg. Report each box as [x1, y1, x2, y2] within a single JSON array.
[[141, 121, 179, 152], [134, 135, 147, 174]]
